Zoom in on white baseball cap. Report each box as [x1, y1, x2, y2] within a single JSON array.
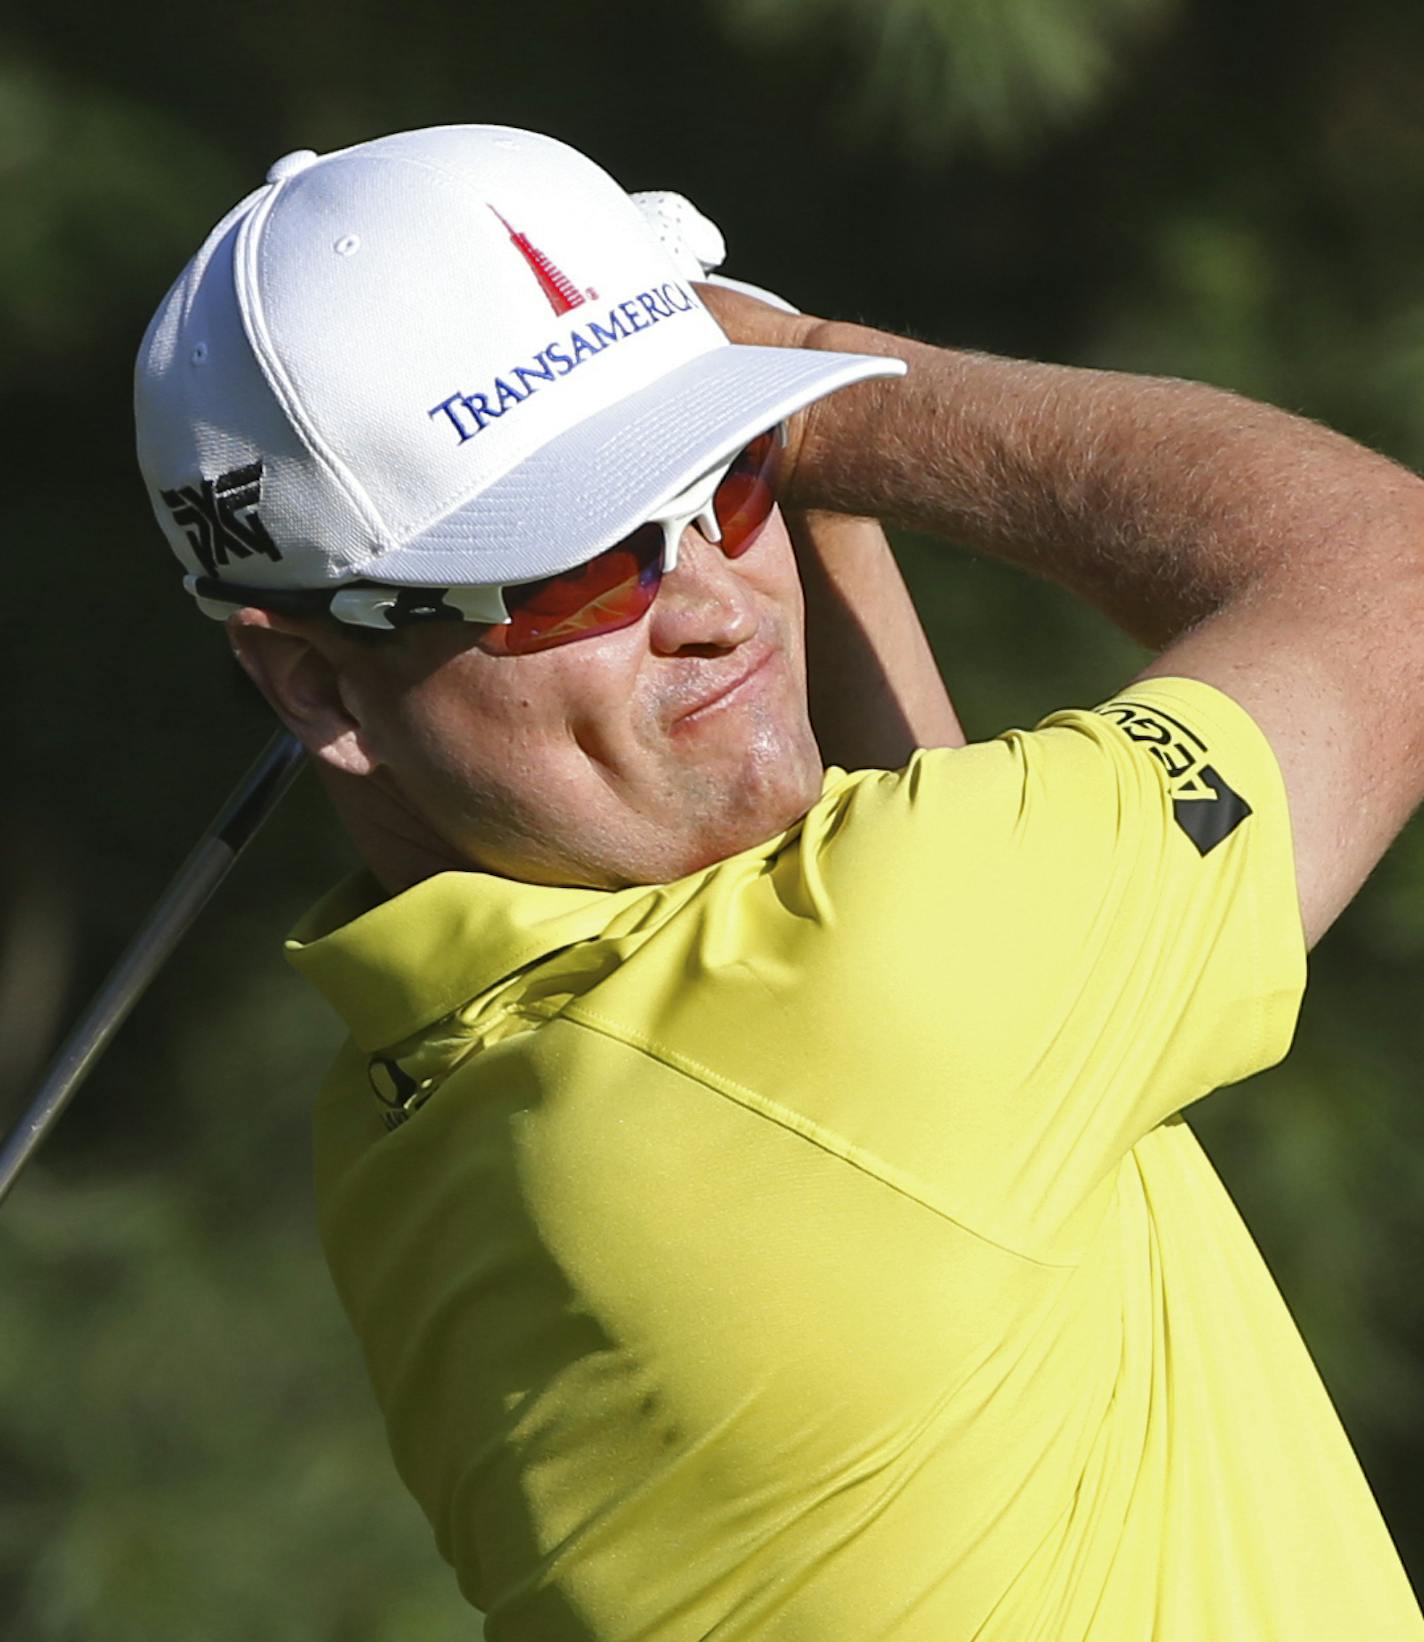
[[135, 124, 906, 616]]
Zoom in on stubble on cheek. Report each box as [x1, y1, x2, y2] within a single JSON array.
[[644, 666, 825, 864]]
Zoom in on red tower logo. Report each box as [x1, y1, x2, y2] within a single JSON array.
[[490, 206, 590, 315]]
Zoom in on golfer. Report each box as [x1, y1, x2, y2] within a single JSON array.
[[136, 125, 1424, 1639]]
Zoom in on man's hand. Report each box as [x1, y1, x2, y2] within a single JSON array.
[[695, 283, 822, 500]]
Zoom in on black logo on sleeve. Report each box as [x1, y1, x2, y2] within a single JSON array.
[[1095, 699, 1252, 856], [160, 461, 281, 577]]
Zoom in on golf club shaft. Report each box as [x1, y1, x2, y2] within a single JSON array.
[[0, 729, 306, 1208]]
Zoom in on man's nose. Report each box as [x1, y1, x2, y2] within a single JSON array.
[[646, 528, 759, 655]]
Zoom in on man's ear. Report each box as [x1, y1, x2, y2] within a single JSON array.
[[226, 608, 378, 778]]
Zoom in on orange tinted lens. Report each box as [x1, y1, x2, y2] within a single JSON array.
[[499, 526, 663, 654], [713, 430, 780, 557], [486, 433, 779, 654]]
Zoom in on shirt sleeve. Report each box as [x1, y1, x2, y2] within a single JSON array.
[[743, 677, 1307, 1260]]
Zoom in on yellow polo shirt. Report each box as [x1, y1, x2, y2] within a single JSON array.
[[289, 678, 1423, 1641]]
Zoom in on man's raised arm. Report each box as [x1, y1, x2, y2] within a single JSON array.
[[703, 287, 1424, 948]]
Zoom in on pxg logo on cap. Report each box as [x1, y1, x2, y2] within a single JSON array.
[[160, 461, 281, 578]]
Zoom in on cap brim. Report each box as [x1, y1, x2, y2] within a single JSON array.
[[343, 344, 906, 588]]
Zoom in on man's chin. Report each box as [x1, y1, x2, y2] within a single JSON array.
[[661, 756, 826, 881]]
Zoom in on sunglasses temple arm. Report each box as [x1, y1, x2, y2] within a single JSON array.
[[0, 729, 306, 1209]]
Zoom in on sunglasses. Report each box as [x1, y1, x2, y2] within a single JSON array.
[[187, 427, 783, 655]]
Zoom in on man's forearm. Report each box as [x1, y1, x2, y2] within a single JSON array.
[[787, 321, 1424, 652], [786, 508, 964, 768]]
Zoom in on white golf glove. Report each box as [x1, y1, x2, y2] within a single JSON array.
[[631, 190, 801, 315]]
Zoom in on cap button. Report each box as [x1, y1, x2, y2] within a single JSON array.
[[266, 149, 319, 184]]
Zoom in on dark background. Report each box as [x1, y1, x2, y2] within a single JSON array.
[[3, 1, 1423, 1634]]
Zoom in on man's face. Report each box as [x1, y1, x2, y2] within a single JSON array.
[[327, 506, 825, 889]]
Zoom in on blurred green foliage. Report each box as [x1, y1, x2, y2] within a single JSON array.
[[712, 0, 1178, 151], [3, 0, 1422, 1634]]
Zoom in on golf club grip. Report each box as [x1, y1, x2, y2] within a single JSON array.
[[0, 730, 305, 1207]]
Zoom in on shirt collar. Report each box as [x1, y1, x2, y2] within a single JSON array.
[[285, 868, 652, 1052], [285, 767, 855, 1053]]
